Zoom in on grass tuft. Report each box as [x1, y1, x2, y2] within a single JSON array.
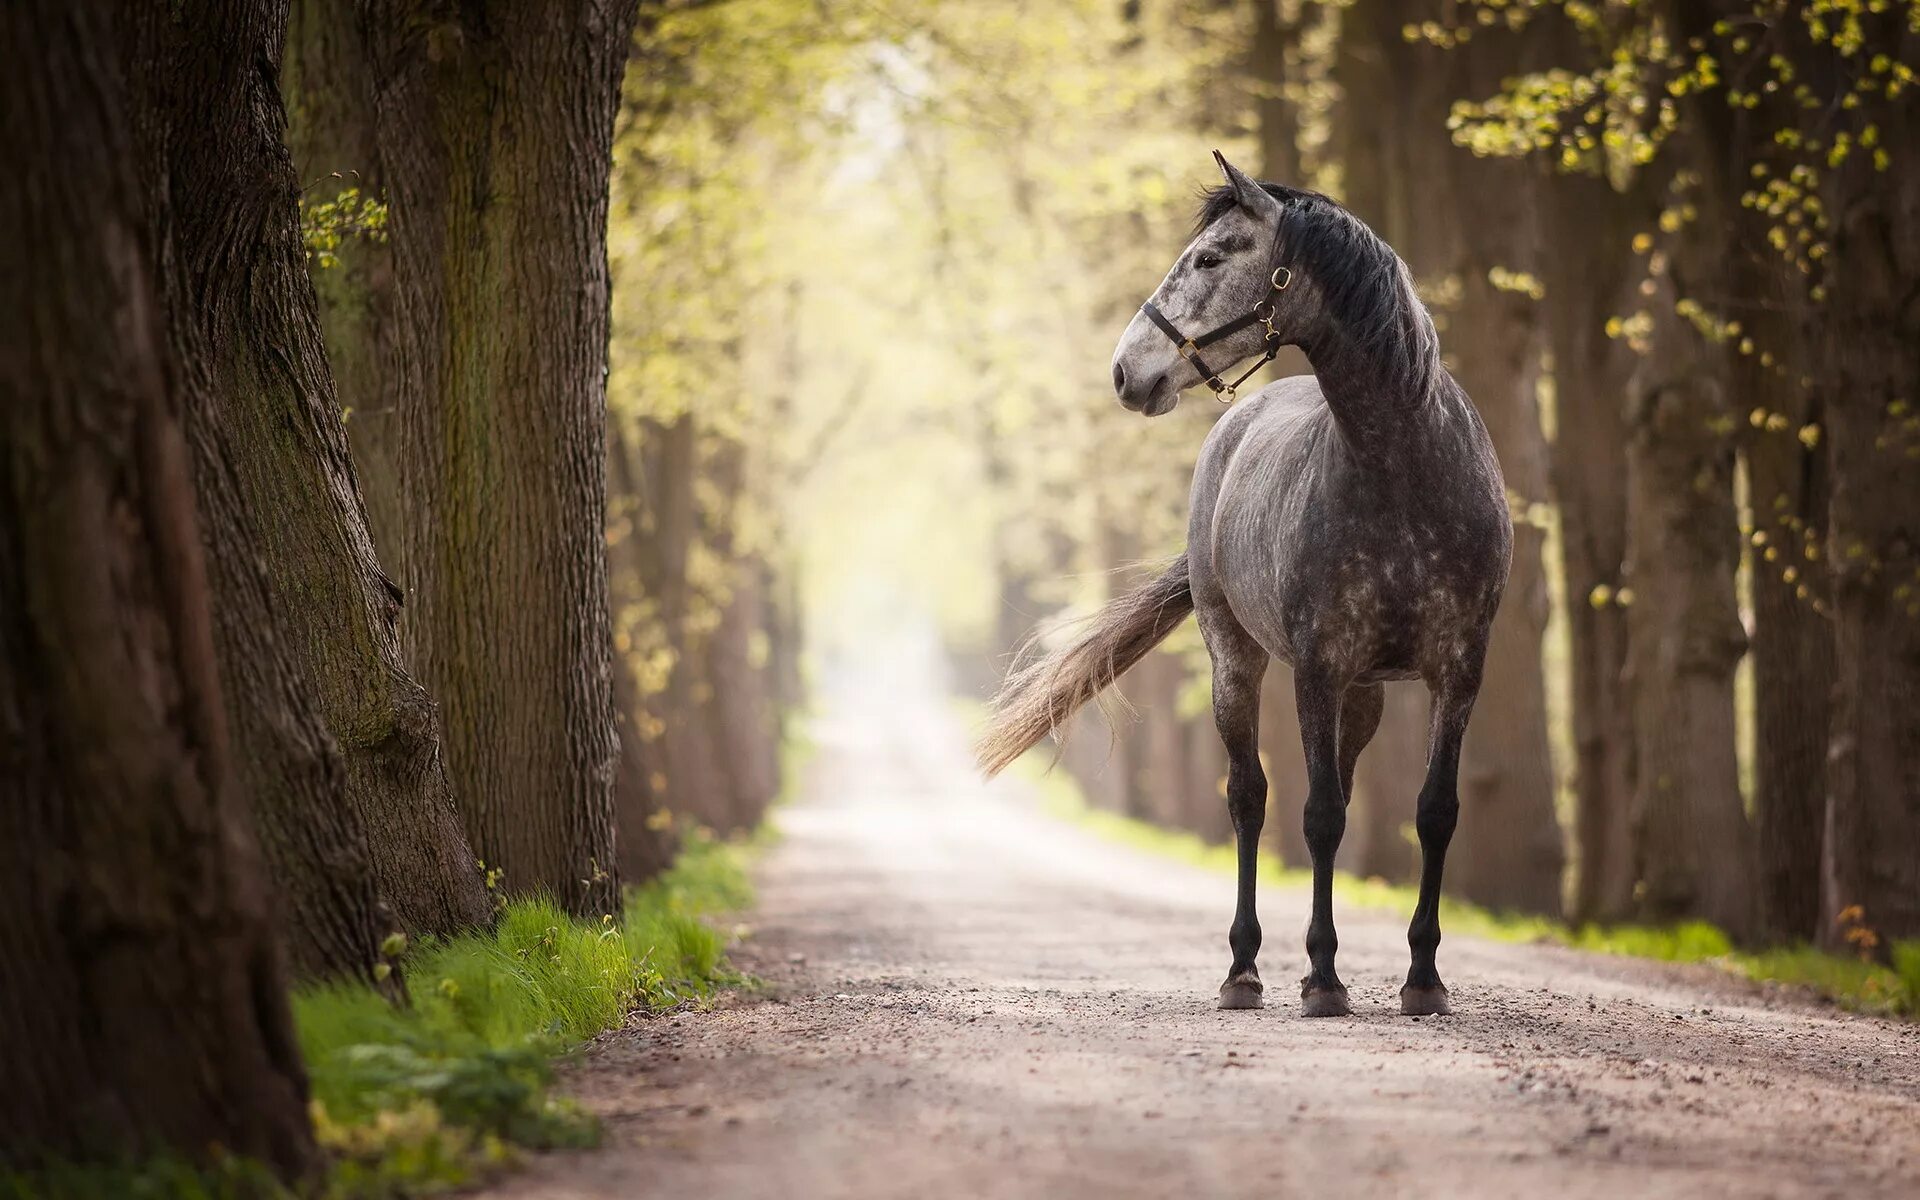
[[295, 829, 753, 1193]]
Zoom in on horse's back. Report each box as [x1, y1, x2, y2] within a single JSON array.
[[1189, 372, 1511, 682]]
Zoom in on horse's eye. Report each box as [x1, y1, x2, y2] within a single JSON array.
[[1195, 252, 1223, 270]]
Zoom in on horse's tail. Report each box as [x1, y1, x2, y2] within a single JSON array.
[[974, 554, 1195, 778]]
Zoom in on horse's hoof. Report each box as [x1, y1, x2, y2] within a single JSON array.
[[1400, 984, 1451, 1017], [1218, 972, 1264, 1010], [1299, 985, 1350, 1018]]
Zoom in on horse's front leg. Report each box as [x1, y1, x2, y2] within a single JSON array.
[[1296, 667, 1350, 1016], [1208, 626, 1269, 1010], [1401, 674, 1477, 1016]]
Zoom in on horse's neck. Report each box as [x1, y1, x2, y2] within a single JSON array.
[[1302, 308, 1443, 454]]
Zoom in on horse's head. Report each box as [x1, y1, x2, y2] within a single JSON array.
[[1110, 152, 1319, 416]]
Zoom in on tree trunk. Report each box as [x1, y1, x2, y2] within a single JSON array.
[[283, 0, 409, 568], [1348, 684, 1422, 881], [1348, 0, 1565, 912], [636, 415, 733, 832], [1616, 33, 1756, 939], [1621, 189, 1755, 937], [1259, 666, 1312, 870], [363, 0, 636, 916], [1537, 172, 1644, 925], [127, 0, 487, 975], [0, 0, 313, 1173], [1323, 0, 1434, 886], [607, 416, 675, 883], [1817, 88, 1920, 951], [1186, 708, 1232, 845], [1736, 264, 1831, 945], [701, 438, 781, 833], [1247, 0, 1315, 866]]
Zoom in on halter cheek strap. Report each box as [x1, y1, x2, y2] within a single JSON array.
[[1139, 229, 1293, 403]]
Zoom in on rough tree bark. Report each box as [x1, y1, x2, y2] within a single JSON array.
[[362, 0, 637, 915], [126, 0, 487, 975], [283, 0, 409, 563], [1816, 63, 1920, 950], [285, 0, 497, 937], [0, 0, 313, 1173]]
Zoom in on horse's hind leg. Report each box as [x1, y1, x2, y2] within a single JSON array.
[[1200, 613, 1269, 1010], [1296, 666, 1351, 1016], [1401, 675, 1477, 1017]]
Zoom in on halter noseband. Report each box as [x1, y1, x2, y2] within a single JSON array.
[[1139, 219, 1292, 404]]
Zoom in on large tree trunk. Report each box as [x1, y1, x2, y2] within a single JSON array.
[[127, 0, 486, 975], [1537, 172, 1644, 925], [1259, 666, 1312, 870], [1247, 0, 1315, 871], [286, 17, 486, 936], [635, 415, 734, 832], [364, 0, 636, 916], [283, 0, 409, 565], [1617, 26, 1756, 939], [0, 0, 313, 1173], [1324, 1, 1434, 886], [1620, 151, 1754, 937], [1346, 0, 1565, 912], [1348, 685, 1422, 881], [701, 438, 781, 832], [1817, 80, 1920, 951], [607, 417, 676, 883], [1736, 261, 1831, 944]]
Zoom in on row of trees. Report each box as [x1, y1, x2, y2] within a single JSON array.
[[925, 0, 1915, 956], [2, 0, 794, 1178]]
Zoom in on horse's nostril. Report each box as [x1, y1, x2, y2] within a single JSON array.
[[1112, 362, 1127, 393]]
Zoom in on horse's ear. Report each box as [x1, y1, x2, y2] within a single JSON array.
[[1212, 150, 1277, 216]]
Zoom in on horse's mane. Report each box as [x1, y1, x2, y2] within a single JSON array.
[[1196, 183, 1442, 399]]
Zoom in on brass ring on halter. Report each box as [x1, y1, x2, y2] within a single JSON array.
[[1272, 266, 1292, 291]]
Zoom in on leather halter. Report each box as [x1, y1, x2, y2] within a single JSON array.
[[1139, 219, 1292, 404]]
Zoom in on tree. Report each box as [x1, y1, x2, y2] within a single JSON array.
[[124, 0, 488, 973], [1535, 171, 1644, 925], [1341, 0, 1566, 913], [360, 0, 639, 916], [0, 0, 312, 1174], [1801, 13, 1920, 952], [284, 0, 408, 558]]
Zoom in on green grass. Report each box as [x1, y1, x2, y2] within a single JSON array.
[[1019, 754, 1920, 1019], [296, 829, 753, 1194], [3, 830, 754, 1200]]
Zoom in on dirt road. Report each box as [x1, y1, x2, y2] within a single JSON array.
[[487, 654, 1919, 1200]]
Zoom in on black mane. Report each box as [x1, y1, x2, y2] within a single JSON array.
[[1196, 183, 1441, 398]]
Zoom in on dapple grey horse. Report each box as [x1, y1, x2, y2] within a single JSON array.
[[978, 153, 1511, 1018]]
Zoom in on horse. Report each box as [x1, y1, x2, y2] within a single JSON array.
[[976, 152, 1511, 1018]]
